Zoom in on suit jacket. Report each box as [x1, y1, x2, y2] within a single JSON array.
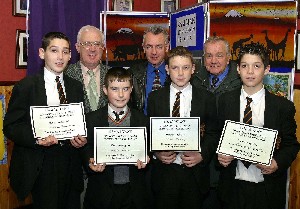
[[65, 61, 109, 113], [3, 70, 85, 200], [147, 85, 220, 193], [83, 105, 151, 209], [217, 88, 300, 209]]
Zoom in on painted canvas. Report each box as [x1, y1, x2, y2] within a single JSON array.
[[100, 11, 169, 67]]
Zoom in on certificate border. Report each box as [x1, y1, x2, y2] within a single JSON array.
[[30, 102, 86, 140], [94, 127, 147, 165], [217, 120, 278, 166], [150, 117, 200, 152]]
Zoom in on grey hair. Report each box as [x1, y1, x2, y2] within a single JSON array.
[[204, 36, 230, 55], [142, 25, 169, 45], [77, 25, 104, 45]]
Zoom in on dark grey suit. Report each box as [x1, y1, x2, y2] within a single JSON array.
[[3, 71, 85, 209], [217, 88, 300, 209]]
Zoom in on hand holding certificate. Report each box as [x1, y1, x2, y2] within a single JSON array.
[[30, 102, 87, 140], [217, 120, 278, 166]]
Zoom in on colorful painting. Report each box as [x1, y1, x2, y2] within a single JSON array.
[[264, 72, 291, 99], [209, 1, 297, 68], [100, 11, 169, 67]]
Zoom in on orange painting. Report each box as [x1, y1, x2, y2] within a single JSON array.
[[209, 1, 297, 67]]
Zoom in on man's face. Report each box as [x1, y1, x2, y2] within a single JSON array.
[[76, 30, 103, 70], [39, 38, 71, 75], [103, 80, 133, 112], [166, 56, 195, 90], [204, 41, 230, 75], [143, 32, 169, 68]]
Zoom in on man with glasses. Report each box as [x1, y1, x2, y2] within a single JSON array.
[[128, 25, 170, 115], [192, 36, 242, 209], [66, 25, 109, 113]]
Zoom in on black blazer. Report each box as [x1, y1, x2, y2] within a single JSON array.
[[3, 71, 84, 200], [147, 85, 220, 193], [217, 88, 300, 209], [83, 105, 151, 209]]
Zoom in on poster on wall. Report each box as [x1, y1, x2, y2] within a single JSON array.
[[100, 11, 169, 67], [208, 0, 297, 100], [170, 4, 207, 63], [0, 95, 7, 165]]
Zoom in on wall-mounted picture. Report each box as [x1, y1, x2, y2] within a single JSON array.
[[161, 0, 179, 13], [13, 0, 29, 17], [113, 0, 133, 11], [297, 32, 300, 70], [16, 29, 28, 69]]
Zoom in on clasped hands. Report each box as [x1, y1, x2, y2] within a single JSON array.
[[155, 151, 203, 167], [89, 156, 150, 172], [218, 154, 278, 175], [36, 134, 87, 148]]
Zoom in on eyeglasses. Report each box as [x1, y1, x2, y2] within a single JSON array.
[[204, 53, 226, 60], [79, 41, 103, 49]]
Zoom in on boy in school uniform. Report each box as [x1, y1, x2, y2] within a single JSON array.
[[147, 46, 219, 209], [217, 42, 300, 209], [3, 32, 86, 209], [83, 67, 151, 209]]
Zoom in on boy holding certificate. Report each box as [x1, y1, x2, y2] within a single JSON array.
[[83, 67, 151, 209], [217, 42, 300, 209], [3, 32, 86, 209], [147, 46, 219, 209]]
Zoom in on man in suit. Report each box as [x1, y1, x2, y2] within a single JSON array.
[[3, 32, 86, 209], [192, 36, 242, 209], [217, 42, 300, 209], [83, 67, 151, 209], [128, 25, 169, 114], [147, 46, 219, 209], [65, 25, 109, 113]]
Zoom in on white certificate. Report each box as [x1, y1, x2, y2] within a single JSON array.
[[94, 127, 147, 165], [217, 120, 278, 166], [150, 117, 200, 151], [30, 102, 86, 140]]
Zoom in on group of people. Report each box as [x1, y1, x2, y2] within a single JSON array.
[[3, 24, 300, 209]]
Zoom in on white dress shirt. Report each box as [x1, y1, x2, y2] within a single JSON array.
[[44, 68, 66, 106], [169, 83, 193, 165], [235, 87, 266, 183]]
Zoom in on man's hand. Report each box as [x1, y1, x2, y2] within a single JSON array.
[[155, 151, 176, 164]]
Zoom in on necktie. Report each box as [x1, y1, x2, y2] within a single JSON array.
[[172, 91, 182, 117], [87, 70, 99, 111], [112, 111, 124, 122], [152, 69, 162, 91], [242, 97, 253, 168], [55, 76, 67, 104], [211, 76, 219, 88]]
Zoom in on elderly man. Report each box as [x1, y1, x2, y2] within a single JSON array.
[[66, 25, 109, 113]]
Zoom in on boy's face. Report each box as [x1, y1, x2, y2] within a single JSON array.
[[237, 54, 269, 94], [103, 79, 132, 112], [166, 56, 195, 90], [39, 38, 71, 75]]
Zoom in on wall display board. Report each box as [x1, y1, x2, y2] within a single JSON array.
[[100, 11, 169, 67]]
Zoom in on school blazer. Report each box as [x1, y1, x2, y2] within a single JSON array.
[[147, 85, 220, 193], [3, 71, 84, 200], [217, 88, 300, 209], [83, 105, 151, 209]]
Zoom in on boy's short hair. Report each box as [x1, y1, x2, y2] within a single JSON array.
[[41, 32, 71, 51], [166, 46, 194, 65], [104, 67, 133, 88], [238, 42, 270, 68]]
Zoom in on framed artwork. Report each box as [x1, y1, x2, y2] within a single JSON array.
[[297, 32, 300, 70], [113, 0, 133, 11], [100, 11, 169, 67], [161, 0, 179, 13], [13, 0, 29, 17], [16, 29, 28, 69]]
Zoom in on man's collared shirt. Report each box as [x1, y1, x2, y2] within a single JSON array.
[[209, 65, 229, 88]]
